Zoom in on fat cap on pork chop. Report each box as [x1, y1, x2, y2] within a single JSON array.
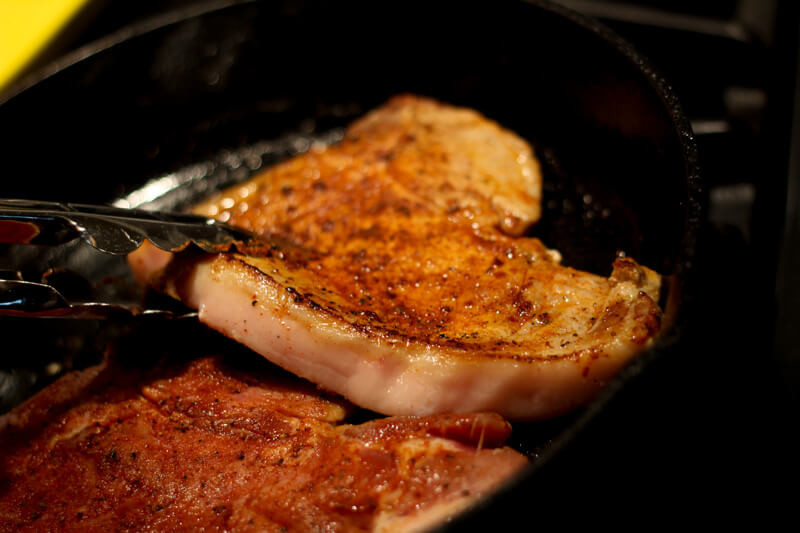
[[130, 95, 662, 420]]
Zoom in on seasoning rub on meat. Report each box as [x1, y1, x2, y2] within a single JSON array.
[[131, 95, 662, 421], [0, 355, 527, 532]]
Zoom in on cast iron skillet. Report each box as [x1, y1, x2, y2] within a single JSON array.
[[0, 0, 702, 525]]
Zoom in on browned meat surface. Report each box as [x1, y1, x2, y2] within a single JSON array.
[[0, 356, 526, 532], [198, 94, 543, 240], [131, 95, 662, 420]]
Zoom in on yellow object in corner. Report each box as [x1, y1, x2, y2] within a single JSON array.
[[0, 0, 91, 90]]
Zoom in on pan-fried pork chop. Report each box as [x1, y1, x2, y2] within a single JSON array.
[[131, 95, 662, 420], [0, 355, 527, 532]]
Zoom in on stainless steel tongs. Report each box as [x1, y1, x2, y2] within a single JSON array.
[[0, 199, 257, 318]]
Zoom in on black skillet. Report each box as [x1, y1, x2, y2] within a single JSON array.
[[0, 0, 702, 524]]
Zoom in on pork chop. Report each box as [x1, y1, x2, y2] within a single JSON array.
[[131, 95, 662, 420], [0, 354, 527, 532]]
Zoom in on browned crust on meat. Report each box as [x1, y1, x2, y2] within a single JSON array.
[[130, 95, 663, 420], [175, 95, 661, 360], [196, 94, 542, 241], [160, 244, 660, 366]]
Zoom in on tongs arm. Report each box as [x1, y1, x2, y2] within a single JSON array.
[[0, 199, 254, 318], [0, 198, 255, 255], [0, 278, 195, 319]]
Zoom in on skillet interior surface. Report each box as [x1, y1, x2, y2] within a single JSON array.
[[0, 0, 701, 524]]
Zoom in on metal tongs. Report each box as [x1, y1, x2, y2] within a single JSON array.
[[0, 199, 257, 319]]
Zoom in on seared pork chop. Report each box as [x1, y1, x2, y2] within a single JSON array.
[[0, 355, 526, 532], [131, 95, 662, 420]]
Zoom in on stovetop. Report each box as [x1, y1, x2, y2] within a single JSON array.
[[553, 0, 799, 518], [553, 0, 800, 515]]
